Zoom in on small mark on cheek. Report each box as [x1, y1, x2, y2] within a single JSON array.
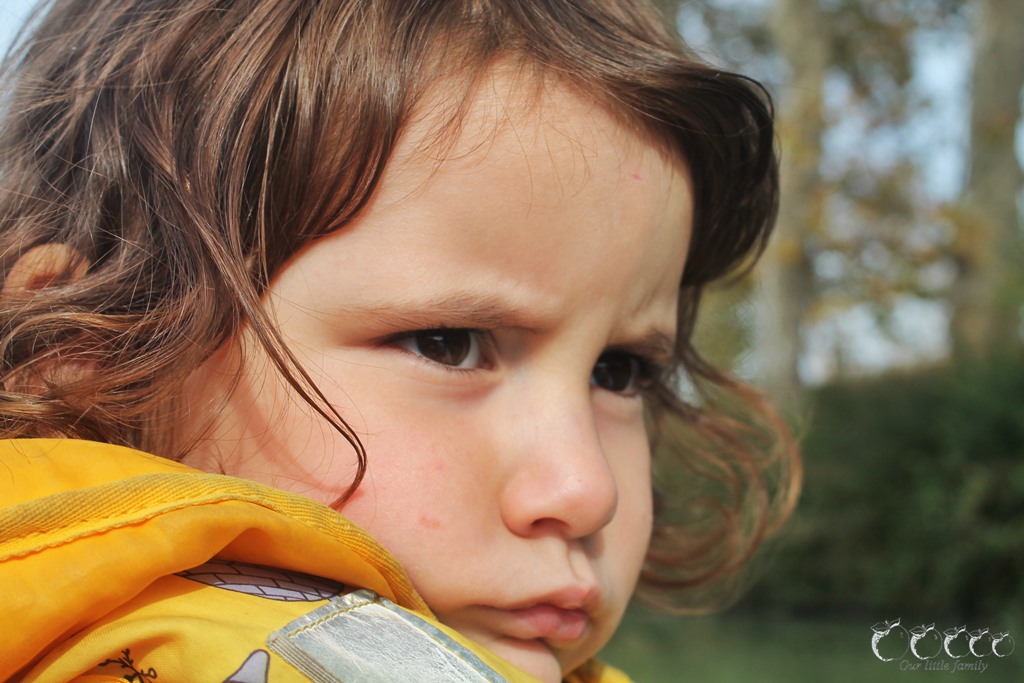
[[629, 171, 645, 182], [418, 514, 442, 530]]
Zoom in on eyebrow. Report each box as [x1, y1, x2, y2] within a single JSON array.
[[340, 292, 536, 332], [612, 330, 677, 364], [340, 291, 678, 359]]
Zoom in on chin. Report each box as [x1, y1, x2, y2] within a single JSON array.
[[487, 637, 566, 683]]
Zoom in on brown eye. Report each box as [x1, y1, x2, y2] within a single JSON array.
[[396, 329, 483, 368], [591, 351, 646, 395]]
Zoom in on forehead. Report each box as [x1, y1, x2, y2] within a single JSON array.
[[391, 65, 685, 194], [308, 68, 692, 340]]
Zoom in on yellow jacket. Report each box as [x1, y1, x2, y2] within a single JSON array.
[[0, 439, 629, 683]]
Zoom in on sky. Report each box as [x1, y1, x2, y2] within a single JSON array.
[[0, 1, 35, 56]]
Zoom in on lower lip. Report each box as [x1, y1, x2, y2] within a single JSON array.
[[503, 604, 590, 644]]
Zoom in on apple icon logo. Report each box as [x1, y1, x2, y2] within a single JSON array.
[[910, 623, 942, 660], [872, 619, 909, 661], [992, 632, 1015, 657], [969, 628, 993, 658], [944, 625, 970, 658]]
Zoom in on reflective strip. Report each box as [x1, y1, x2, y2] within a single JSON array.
[[267, 589, 509, 683]]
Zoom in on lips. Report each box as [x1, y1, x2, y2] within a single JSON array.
[[499, 604, 591, 644], [477, 584, 600, 646], [433, 585, 605, 683]]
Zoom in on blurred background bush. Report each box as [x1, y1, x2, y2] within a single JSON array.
[[746, 355, 1024, 624]]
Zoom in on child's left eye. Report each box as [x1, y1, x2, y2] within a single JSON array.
[[393, 329, 485, 369], [591, 351, 657, 397]]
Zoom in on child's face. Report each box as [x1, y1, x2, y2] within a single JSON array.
[[185, 72, 691, 682]]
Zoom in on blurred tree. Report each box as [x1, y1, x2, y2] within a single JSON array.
[[950, 0, 1024, 357], [666, 0, 1002, 389], [754, 0, 825, 402]]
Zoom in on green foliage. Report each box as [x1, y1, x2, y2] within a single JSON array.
[[743, 356, 1024, 624], [602, 608, 1024, 682]]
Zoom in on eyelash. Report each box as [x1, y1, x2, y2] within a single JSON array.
[[384, 327, 666, 395], [594, 349, 665, 398], [385, 328, 491, 374]]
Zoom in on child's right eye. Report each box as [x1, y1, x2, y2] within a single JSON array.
[[590, 350, 658, 397], [391, 329, 486, 370]]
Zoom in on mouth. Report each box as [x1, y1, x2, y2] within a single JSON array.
[[439, 588, 605, 683], [477, 584, 601, 647], [496, 603, 591, 645]]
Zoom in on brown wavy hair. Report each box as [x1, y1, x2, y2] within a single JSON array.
[[0, 0, 799, 611]]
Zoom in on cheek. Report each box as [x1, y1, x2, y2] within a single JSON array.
[[603, 422, 655, 566], [616, 465, 654, 563], [605, 416, 654, 504], [336, 418, 485, 545]]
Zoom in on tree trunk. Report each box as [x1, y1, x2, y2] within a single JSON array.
[[755, 0, 827, 400], [951, 0, 1024, 356]]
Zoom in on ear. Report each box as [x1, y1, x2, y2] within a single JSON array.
[[3, 243, 88, 297], [2, 244, 92, 395]]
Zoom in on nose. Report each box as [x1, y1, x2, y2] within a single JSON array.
[[498, 386, 619, 540]]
